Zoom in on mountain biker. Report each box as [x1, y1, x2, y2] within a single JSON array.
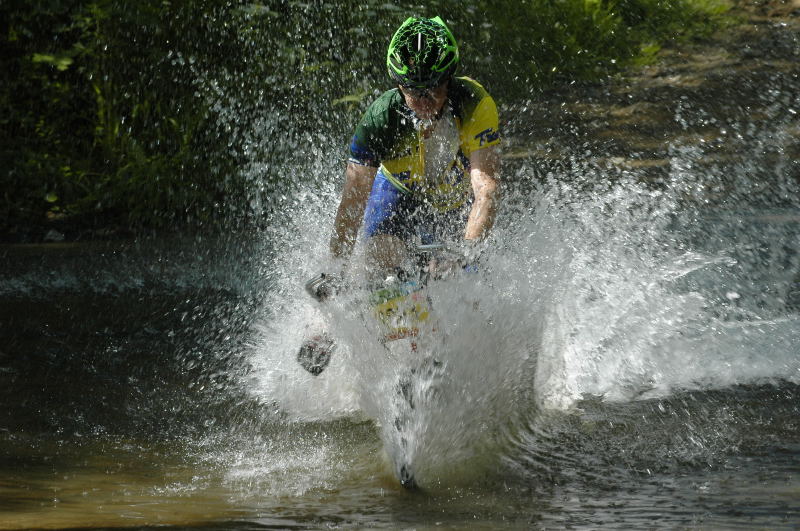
[[328, 15, 501, 280]]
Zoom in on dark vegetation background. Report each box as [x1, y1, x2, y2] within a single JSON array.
[[1, 0, 730, 242]]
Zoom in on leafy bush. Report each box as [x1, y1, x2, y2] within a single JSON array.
[[0, 0, 730, 240]]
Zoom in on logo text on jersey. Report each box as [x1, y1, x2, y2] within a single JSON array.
[[474, 128, 499, 146]]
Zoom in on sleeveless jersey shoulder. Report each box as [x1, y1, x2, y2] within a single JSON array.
[[349, 89, 407, 167], [449, 76, 501, 156]]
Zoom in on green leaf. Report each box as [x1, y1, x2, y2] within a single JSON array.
[[332, 91, 367, 106], [641, 43, 661, 56], [32, 53, 74, 71], [45, 192, 58, 203]]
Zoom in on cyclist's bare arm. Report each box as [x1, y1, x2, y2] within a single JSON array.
[[465, 145, 500, 241], [330, 162, 378, 259]]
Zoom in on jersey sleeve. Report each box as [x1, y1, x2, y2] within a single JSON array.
[[348, 91, 395, 167], [349, 118, 381, 167], [459, 93, 501, 157]]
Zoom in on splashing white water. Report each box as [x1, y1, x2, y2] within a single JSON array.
[[247, 134, 800, 485]]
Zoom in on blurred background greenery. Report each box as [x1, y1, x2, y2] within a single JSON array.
[[1, 0, 730, 241]]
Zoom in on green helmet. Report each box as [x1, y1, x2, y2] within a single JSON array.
[[386, 16, 459, 89]]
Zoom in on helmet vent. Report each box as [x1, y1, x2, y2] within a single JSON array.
[[439, 51, 455, 70], [386, 16, 459, 87]]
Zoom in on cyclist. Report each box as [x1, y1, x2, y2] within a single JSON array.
[[329, 15, 501, 278]]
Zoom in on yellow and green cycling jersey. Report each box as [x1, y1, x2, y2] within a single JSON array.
[[349, 76, 500, 212]]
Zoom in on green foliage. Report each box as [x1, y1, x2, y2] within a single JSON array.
[[423, 0, 731, 94], [1, 0, 731, 239]]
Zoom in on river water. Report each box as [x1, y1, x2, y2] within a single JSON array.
[[2, 230, 798, 530], [2, 11, 800, 531]]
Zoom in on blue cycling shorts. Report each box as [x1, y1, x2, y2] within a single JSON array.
[[363, 169, 469, 244]]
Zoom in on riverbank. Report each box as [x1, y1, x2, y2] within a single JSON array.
[[504, 0, 799, 185]]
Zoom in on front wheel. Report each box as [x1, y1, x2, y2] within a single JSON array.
[[387, 355, 444, 489]]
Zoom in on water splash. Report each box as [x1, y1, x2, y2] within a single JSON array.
[[245, 65, 800, 489]]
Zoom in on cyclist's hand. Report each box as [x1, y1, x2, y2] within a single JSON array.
[[424, 257, 462, 278], [305, 272, 343, 302], [424, 241, 484, 278]]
